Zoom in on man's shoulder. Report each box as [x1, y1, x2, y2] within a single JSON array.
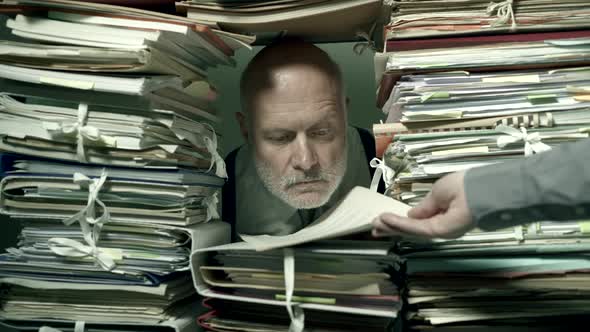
[[350, 126, 375, 163]]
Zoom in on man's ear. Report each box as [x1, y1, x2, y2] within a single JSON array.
[[236, 112, 249, 141]]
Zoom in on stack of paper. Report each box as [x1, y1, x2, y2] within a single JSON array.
[[191, 187, 411, 331], [0, 156, 224, 226], [0, 79, 225, 170], [0, 0, 239, 171], [375, 65, 590, 204], [392, 220, 590, 331], [176, 0, 384, 43], [369, 7, 590, 330], [0, 0, 256, 49], [0, 1, 239, 331], [198, 298, 398, 332], [0, 153, 230, 330], [385, 0, 590, 40], [401, 221, 590, 257], [375, 31, 590, 110]]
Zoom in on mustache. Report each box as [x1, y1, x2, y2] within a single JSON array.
[[282, 168, 340, 188]]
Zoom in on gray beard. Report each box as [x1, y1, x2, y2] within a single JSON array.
[[255, 150, 347, 210]]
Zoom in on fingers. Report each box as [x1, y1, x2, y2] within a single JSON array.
[[372, 210, 473, 239], [372, 212, 437, 238], [407, 192, 440, 219], [372, 213, 404, 237]]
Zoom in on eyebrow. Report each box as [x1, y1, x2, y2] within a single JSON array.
[[262, 128, 293, 136]]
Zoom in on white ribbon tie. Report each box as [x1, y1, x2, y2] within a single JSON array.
[[496, 125, 552, 156], [487, 0, 517, 30], [44, 103, 116, 163], [203, 191, 220, 222], [203, 124, 227, 178], [283, 248, 305, 332], [48, 237, 117, 271], [52, 170, 114, 271], [369, 157, 396, 192]]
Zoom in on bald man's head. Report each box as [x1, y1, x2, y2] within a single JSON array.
[[237, 39, 349, 209], [240, 39, 344, 118]]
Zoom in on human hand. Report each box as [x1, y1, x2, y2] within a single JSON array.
[[372, 171, 476, 239]]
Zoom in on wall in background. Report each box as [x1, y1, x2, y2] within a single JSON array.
[[208, 42, 385, 156]]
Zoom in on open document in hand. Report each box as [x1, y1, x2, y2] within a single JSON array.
[[240, 186, 411, 251]]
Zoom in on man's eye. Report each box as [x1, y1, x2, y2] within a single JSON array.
[[312, 129, 331, 137], [268, 135, 291, 143]]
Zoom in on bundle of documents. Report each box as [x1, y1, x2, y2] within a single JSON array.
[[383, 126, 589, 205], [0, 209, 229, 331], [374, 63, 590, 204], [0, 78, 225, 171], [385, 0, 590, 40], [1, 299, 203, 332], [0, 155, 224, 225], [375, 32, 590, 109], [198, 298, 398, 332], [191, 187, 411, 331], [401, 221, 590, 257], [0, 1, 237, 172], [392, 216, 590, 331], [0, 211, 229, 330], [176, 0, 383, 43], [0, 1, 239, 331], [0, 0, 255, 50]]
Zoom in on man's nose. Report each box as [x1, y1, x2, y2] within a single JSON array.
[[291, 136, 318, 171]]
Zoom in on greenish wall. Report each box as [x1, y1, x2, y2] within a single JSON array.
[[208, 42, 386, 155]]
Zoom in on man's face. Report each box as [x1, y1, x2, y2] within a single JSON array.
[[249, 67, 347, 209]]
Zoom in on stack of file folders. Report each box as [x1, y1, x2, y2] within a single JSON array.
[[191, 187, 411, 332], [0, 1, 239, 331], [384, 0, 590, 40], [376, 63, 590, 205], [370, 4, 590, 330], [398, 221, 590, 331], [194, 240, 402, 332], [372, 31, 590, 199], [176, 0, 384, 43], [375, 29, 590, 116]]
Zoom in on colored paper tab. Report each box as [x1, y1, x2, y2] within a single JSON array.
[[527, 94, 558, 104], [579, 222, 590, 234], [421, 91, 450, 102], [432, 146, 489, 156], [275, 294, 336, 305], [482, 75, 540, 83], [574, 94, 590, 102]]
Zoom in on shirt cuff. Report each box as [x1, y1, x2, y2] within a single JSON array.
[[464, 160, 528, 231]]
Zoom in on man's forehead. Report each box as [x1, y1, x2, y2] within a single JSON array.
[[250, 67, 342, 106]]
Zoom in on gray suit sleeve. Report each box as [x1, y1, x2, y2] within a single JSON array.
[[464, 139, 590, 231]]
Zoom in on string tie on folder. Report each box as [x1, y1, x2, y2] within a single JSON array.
[[353, 21, 378, 55], [203, 123, 227, 178], [44, 103, 117, 163], [283, 248, 305, 332], [48, 237, 117, 271], [486, 0, 517, 30], [513, 225, 524, 241], [203, 191, 220, 222], [495, 125, 551, 156], [60, 170, 114, 271], [369, 157, 396, 192], [39, 327, 64, 332], [39, 321, 86, 332]]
